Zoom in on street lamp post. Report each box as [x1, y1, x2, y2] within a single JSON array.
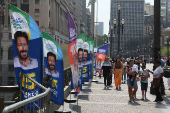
[[113, 5, 124, 55]]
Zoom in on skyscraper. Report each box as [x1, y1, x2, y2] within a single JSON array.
[[166, 0, 170, 27], [110, 0, 144, 57]]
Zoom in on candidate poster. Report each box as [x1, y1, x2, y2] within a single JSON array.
[[93, 46, 98, 75], [67, 10, 80, 96], [71, 33, 85, 90], [42, 32, 64, 105], [9, 4, 43, 109], [96, 44, 110, 72], [82, 40, 91, 82]]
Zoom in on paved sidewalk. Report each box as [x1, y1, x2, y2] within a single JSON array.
[[62, 64, 170, 113]]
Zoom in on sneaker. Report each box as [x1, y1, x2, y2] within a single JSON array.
[[107, 86, 109, 89], [104, 86, 107, 89]]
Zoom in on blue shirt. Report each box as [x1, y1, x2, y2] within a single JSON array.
[[140, 69, 149, 83]]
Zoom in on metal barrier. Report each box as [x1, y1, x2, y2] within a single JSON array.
[[2, 73, 51, 113], [2, 67, 71, 113]]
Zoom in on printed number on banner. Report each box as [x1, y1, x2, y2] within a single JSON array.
[[22, 73, 36, 90], [79, 69, 82, 78], [50, 78, 58, 89], [83, 66, 87, 73]]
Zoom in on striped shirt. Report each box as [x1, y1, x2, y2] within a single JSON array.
[[102, 62, 111, 73]]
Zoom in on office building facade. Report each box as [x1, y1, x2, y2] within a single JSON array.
[[110, 0, 144, 57]]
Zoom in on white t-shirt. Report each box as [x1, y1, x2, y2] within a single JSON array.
[[123, 62, 127, 68], [153, 66, 164, 78]]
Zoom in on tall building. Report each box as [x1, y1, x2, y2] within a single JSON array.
[[166, 0, 170, 27], [161, 0, 166, 28], [0, 0, 75, 85], [86, 8, 91, 39], [94, 22, 104, 36], [110, 0, 144, 57], [72, 0, 86, 37], [144, 3, 154, 15]]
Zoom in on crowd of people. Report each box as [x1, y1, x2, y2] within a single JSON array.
[[100, 55, 170, 103]]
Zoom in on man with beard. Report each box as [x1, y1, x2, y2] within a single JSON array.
[[14, 31, 38, 69], [45, 52, 59, 78], [83, 49, 90, 65], [78, 48, 83, 67]]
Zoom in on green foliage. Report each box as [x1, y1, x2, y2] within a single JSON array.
[[95, 34, 108, 47], [161, 46, 170, 56]]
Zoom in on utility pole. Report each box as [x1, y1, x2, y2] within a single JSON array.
[[91, 0, 96, 81], [154, 0, 161, 64]]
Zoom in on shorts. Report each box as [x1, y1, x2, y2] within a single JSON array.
[[141, 82, 148, 91], [127, 77, 138, 87]]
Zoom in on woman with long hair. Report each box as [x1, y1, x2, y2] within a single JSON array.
[[126, 59, 138, 102], [113, 56, 124, 89]]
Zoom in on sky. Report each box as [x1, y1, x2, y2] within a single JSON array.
[[86, 0, 154, 35]]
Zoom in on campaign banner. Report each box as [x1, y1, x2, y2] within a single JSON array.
[[42, 32, 64, 105], [93, 46, 98, 75], [96, 44, 110, 72], [9, 4, 43, 109], [71, 33, 85, 90], [82, 39, 91, 82], [89, 40, 94, 79], [67, 10, 80, 96]]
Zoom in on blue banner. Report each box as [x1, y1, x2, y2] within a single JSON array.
[[9, 4, 43, 110], [42, 32, 64, 105]]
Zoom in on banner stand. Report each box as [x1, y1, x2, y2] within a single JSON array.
[[54, 104, 71, 113], [77, 95, 79, 112], [64, 87, 77, 103]]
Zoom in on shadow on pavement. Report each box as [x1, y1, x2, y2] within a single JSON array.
[[69, 104, 81, 113], [78, 95, 89, 101]]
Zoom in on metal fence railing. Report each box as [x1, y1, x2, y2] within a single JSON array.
[[2, 73, 51, 113], [2, 67, 72, 113]]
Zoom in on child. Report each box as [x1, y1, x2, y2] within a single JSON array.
[[139, 64, 150, 100]]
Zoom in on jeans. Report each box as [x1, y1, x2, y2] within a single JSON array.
[[103, 73, 110, 86], [122, 68, 126, 82]]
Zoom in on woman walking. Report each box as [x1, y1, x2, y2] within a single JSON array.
[[122, 58, 127, 84], [101, 56, 112, 89], [149, 61, 164, 102], [126, 59, 138, 102], [113, 56, 124, 89]]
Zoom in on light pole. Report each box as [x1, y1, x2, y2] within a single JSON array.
[[113, 5, 125, 55], [110, 26, 113, 57]]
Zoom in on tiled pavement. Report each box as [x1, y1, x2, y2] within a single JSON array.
[[61, 64, 170, 113]]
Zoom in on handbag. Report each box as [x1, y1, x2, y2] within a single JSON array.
[[152, 78, 160, 88]]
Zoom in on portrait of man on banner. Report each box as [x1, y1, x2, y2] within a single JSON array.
[[14, 31, 38, 69]]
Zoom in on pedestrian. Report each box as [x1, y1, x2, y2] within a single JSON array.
[[148, 61, 164, 102], [166, 58, 170, 90], [126, 59, 138, 102], [113, 56, 124, 89], [101, 56, 112, 89], [122, 58, 127, 83], [139, 64, 150, 100]]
